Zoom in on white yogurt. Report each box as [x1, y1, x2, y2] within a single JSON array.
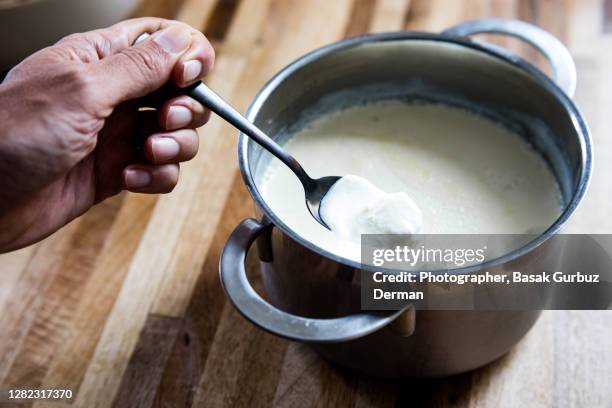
[[320, 174, 423, 242], [260, 100, 562, 262]]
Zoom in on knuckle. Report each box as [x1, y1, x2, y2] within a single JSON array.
[[55, 33, 101, 63], [56, 32, 83, 46], [53, 121, 99, 169], [60, 64, 93, 94], [73, 116, 103, 140], [69, 133, 98, 160], [122, 45, 168, 82], [60, 64, 102, 114]]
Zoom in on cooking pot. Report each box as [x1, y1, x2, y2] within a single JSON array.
[[219, 18, 591, 377]]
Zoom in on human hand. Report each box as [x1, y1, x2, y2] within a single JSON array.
[[0, 18, 215, 252]]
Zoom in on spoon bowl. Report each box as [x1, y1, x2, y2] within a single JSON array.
[[303, 175, 341, 229]]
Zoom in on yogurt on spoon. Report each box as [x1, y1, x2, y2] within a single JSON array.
[[319, 174, 423, 243]]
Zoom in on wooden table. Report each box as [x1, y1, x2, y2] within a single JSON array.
[[1, 0, 611, 406]]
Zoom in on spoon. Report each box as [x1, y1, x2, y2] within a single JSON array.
[[134, 33, 339, 229]]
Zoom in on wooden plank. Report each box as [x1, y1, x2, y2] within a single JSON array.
[[565, 0, 603, 56], [354, 378, 396, 408], [313, 365, 358, 407], [193, 302, 288, 406], [517, 0, 550, 74], [3, 197, 123, 389], [369, 0, 411, 32], [111, 315, 182, 408], [553, 311, 612, 407], [151, 176, 253, 408], [535, 0, 568, 39], [228, 327, 288, 407], [35, 194, 156, 399], [404, 0, 463, 31], [272, 344, 323, 408], [176, 0, 218, 30], [0, 245, 36, 312], [344, 0, 377, 37], [563, 0, 612, 234], [203, 0, 240, 41], [271, 343, 360, 408], [461, 0, 492, 20], [0, 219, 82, 384], [260, 0, 354, 71], [149, 319, 201, 408], [222, 0, 273, 55], [468, 312, 554, 408], [130, 0, 186, 18], [185, 176, 287, 407]]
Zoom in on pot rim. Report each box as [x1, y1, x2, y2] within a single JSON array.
[[238, 30, 593, 274]]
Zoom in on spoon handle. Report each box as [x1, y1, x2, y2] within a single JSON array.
[[186, 81, 304, 177], [133, 32, 313, 186]]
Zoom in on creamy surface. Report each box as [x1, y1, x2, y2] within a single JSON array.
[[320, 174, 423, 241], [260, 101, 562, 261]]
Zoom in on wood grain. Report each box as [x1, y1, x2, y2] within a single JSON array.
[[37, 194, 156, 396], [4, 197, 123, 389], [1, 0, 610, 407]]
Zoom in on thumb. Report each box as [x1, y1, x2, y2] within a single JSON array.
[[92, 25, 192, 107]]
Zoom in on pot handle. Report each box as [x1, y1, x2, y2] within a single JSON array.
[[442, 18, 576, 97], [220, 218, 406, 343]]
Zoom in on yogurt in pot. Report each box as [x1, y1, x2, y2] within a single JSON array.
[[260, 100, 563, 262]]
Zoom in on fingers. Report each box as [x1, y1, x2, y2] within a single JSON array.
[[92, 25, 189, 105], [171, 37, 214, 87], [158, 95, 211, 130], [107, 18, 215, 87], [144, 129, 199, 164], [121, 124, 198, 195], [59, 17, 169, 58], [90, 19, 214, 107], [123, 163, 179, 193]]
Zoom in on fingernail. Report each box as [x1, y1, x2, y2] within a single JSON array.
[[125, 169, 151, 189], [182, 60, 202, 84], [152, 137, 180, 161], [153, 25, 191, 54], [167, 106, 192, 130]]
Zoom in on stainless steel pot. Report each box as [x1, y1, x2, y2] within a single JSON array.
[[219, 19, 592, 377]]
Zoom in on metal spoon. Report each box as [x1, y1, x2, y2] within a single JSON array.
[[134, 33, 340, 229]]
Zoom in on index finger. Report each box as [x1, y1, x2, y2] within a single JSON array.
[[55, 17, 168, 60]]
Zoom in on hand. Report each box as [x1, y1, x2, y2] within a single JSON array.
[[0, 18, 215, 252]]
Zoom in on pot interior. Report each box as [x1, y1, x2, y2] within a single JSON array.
[[241, 35, 589, 262]]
